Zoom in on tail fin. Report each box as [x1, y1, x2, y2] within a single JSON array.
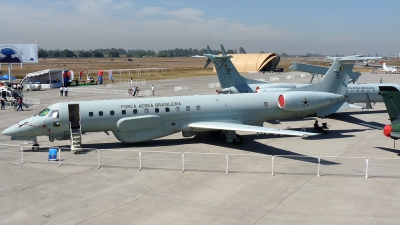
[[379, 86, 400, 123], [203, 45, 267, 89], [289, 59, 351, 95], [383, 63, 387, 70]]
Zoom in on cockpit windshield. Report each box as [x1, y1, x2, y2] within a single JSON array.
[[38, 108, 51, 117], [48, 110, 59, 118]]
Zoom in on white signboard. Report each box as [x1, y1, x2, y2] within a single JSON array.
[[0, 44, 38, 63]]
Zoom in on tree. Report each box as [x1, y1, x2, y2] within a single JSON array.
[[61, 49, 74, 58], [78, 51, 92, 58], [38, 48, 48, 58], [108, 51, 120, 57], [238, 47, 246, 54], [91, 51, 104, 58]]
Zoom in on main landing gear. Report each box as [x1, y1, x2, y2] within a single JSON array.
[[32, 141, 40, 151], [225, 130, 242, 145]]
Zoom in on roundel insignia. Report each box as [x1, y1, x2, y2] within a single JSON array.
[[53, 121, 60, 127], [302, 98, 309, 106], [278, 95, 285, 108]]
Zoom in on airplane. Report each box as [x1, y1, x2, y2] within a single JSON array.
[[207, 45, 390, 110], [2, 52, 352, 151], [379, 86, 400, 146], [379, 63, 398, 73]]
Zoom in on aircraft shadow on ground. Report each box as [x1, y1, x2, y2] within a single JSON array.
[[375, 147, 400, 156], [328, 110, 387, 129], [82, 132, 338, 165]]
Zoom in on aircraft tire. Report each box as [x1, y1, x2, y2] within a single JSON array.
[[233, 135, 242, 145], [32, 144, 39, 151]]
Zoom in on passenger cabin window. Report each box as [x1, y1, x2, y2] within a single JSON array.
[[99, 111, 103, 116], [186, 106, 190, 111], [176, 107, 180, 112], [89, 112, 94, 117], [144, 108, 149, 114], [122, 110, 126, 115], [196, 105, 201, 110], [133, 109, 138, 114], [110, 110, 115, 116], [48, 110, 59, 118], [155, 108, 159, 113], [165, 107, 170, 112]]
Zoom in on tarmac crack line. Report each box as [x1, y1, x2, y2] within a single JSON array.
[[251, 176, 315, 225]]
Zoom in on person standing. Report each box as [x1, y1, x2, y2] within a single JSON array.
[[0, 98, 5, 110], [136, 86, 140, 97], [130, 77, 133, 84], [16, 97, 24, 111], [151, 85, 155, 96], [64, 86, 68, 97], [60, 86, 64, 96], [132, 86, 137, 96]]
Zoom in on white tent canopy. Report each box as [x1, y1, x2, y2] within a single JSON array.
[[25, 68, 72, 89]]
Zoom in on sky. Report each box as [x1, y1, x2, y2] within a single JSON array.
[[2, 0, 400, 55]]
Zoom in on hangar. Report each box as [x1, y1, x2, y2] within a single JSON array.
[[213, 53, 280, 73]]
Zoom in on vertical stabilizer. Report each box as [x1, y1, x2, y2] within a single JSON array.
[[289, 59, 350, 95], [379, 86, 400, 123], [203, 45, 263, 88]]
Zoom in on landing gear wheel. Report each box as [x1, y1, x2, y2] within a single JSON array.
[[233, 135, 242, 145], [32, 144, 40, 151]]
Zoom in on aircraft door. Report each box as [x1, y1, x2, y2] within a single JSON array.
[[68, 104, 80, 129]]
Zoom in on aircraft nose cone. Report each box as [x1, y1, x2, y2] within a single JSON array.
[[2, 125, 18, 136]]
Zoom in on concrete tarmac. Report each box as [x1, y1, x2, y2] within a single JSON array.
[[1, 71, 400, 224]]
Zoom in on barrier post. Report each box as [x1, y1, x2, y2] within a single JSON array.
[[317, 157, 320, 177], [20, 146, 24, 164], [182, 152, 185, 172], [139, 151, 142, 171], [226, 154, 229, 175], [97, 149, 101, 169], [272, 155, 274, 176], [365, 158, 369, 179], [58, 147, 62, 167]]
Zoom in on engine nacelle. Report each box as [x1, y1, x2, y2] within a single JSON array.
[[277, 91, 344, 112]]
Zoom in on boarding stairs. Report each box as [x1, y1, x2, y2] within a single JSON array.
[[70, 122, 82, 151]]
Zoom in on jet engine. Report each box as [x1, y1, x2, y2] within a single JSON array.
[[277, 91, 344, 112]]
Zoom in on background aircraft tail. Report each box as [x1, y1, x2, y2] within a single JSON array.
[[203, 45, 268, 89], [288, 59, 351, 95], [379, 86, 400, 123]]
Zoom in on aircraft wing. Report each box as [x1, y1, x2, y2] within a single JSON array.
[[188, 122, 319, 137], [390, 132, 400, 139]]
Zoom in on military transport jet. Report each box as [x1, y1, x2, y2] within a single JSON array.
[[3, 54, 351, 151], [207, 45, 394, 111]]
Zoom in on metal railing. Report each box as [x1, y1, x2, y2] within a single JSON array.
[[2, 143, 400, 179]]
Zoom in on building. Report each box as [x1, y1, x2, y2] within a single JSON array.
[[213, 53, 280, 73]]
